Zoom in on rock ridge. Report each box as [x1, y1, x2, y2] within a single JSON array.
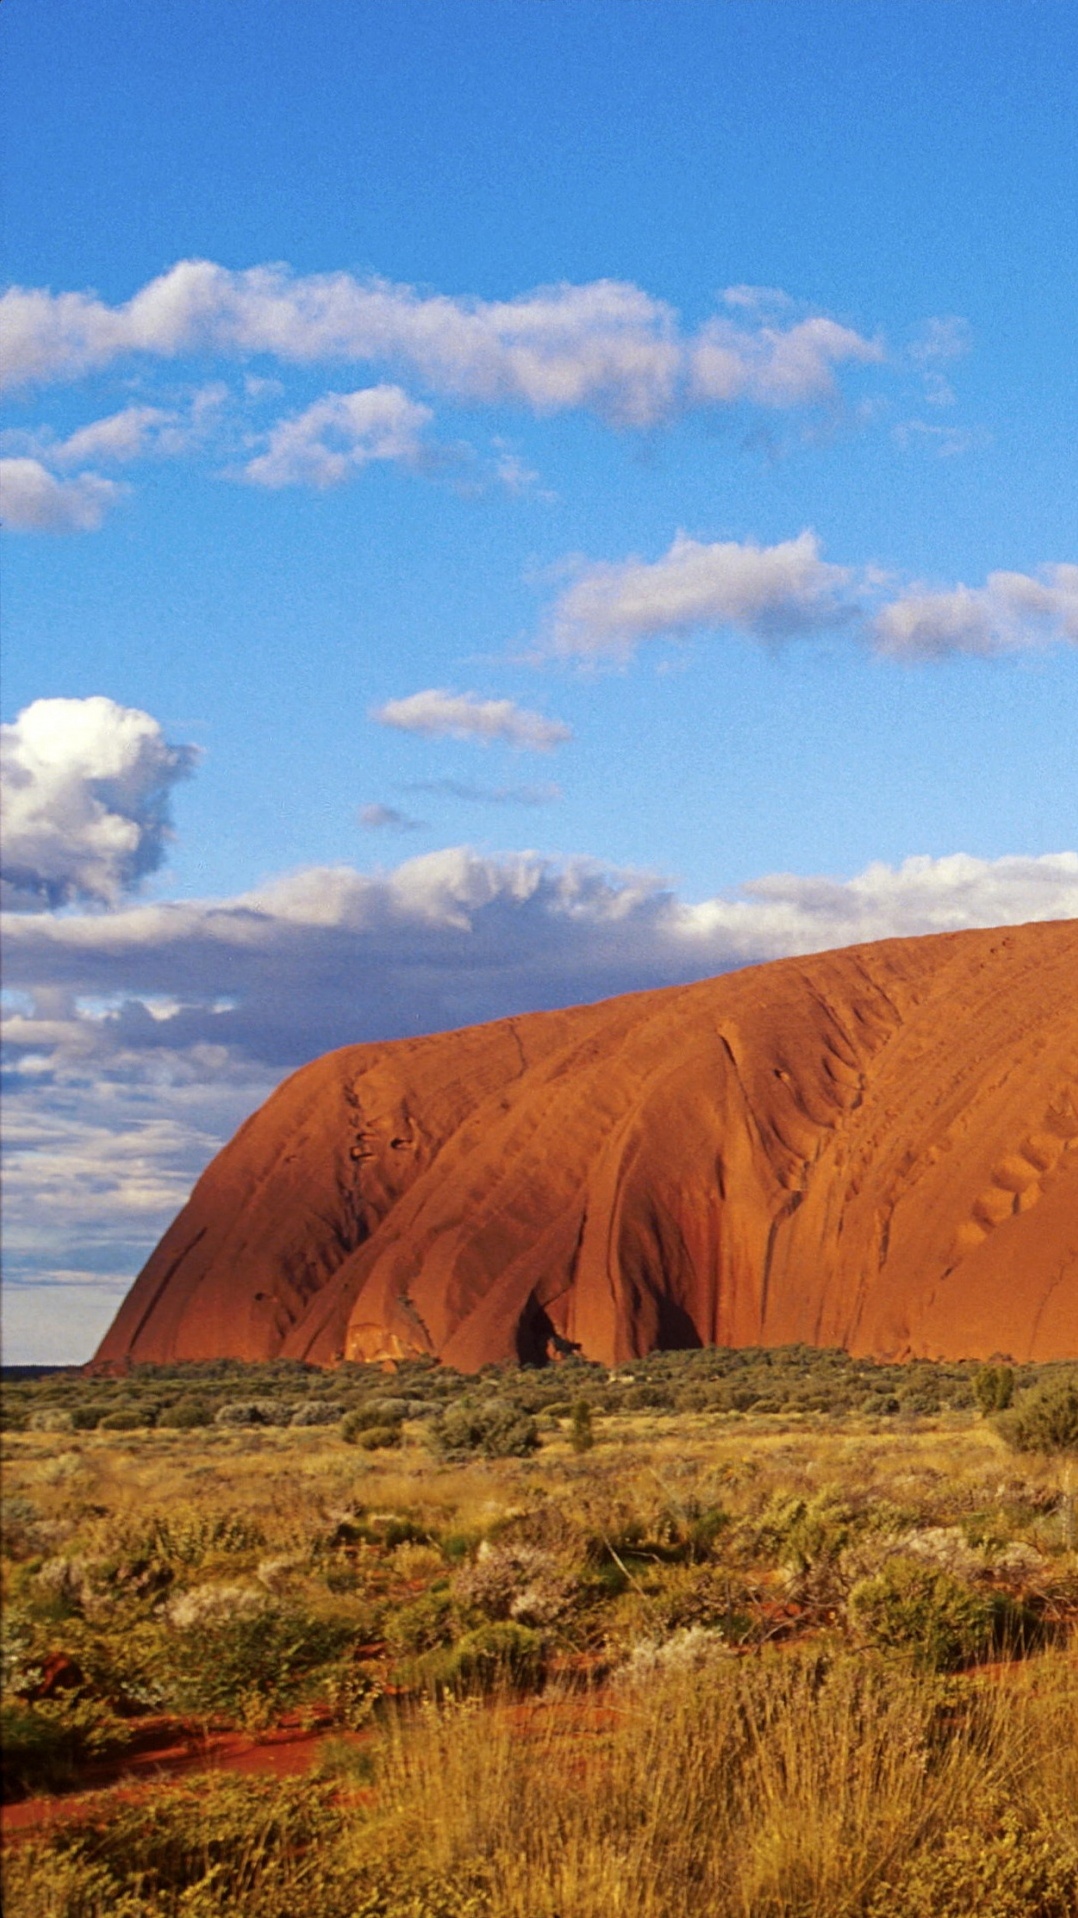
[[94, 920, 1078, 1370]]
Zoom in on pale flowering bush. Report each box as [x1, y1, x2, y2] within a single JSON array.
[[453, 1541, 573, 1627], [898, 1526, 988, 1581], [165, 1582, 268, 1631], [615, 1625, 729, 1686]]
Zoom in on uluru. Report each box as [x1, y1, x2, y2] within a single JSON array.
[[95, 920, 1078, 1373]]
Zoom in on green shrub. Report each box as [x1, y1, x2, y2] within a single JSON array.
[[848, 1557, 1007, 1671], [384, 1587, 456, 1656], [570, 1399, 595, 1453], [214, 1398, 293, 1427], [161, 1594, 353, 1722], [28, 1408, 75, 1433], [157, 1394, 213, 1429], [429, 1402, 540, 1460], [1, 1773, 346, 1916], [341, 1407, 403, 1446], [356, 1423, 403, 1451], [291, 1400, 344, 1426], [98, 1406, 148, 1431], [974, 1364, 1015, 1414], [999, 1373, 1078, 1456], [425, 1620, 544, 1695], [867, 1811, 1078, 1917], [1, 1694, 132, 1798]]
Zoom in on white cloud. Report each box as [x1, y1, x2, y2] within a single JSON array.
[[0, 697, 198, 910], [875, 564, 1078, 659], [543, 531, 1078, 663], [549, 530, 854, 659], [51, 404, 179, 466], [373, 689, 572, 751], [691, 314, 882, 407], [243, 384, 433, 487], [0, 457, 123, 533], [0, 260, 884, 428]]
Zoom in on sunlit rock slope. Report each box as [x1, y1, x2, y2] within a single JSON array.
[[95, 920, 1078, 1371]]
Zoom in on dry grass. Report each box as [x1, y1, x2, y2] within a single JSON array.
[[4, 1402, 1077, 1915], [359, 1650, 1078, 1918]]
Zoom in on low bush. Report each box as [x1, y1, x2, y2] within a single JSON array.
[[28, 1409, 75, 1433], [160, 1591, 354, 1723], [867, 1811, 1078, 1918], [290, 1400, 344, 1426], [97, 1406, 148, 1431], [384, 1587, 456, 1657], [1, 1693, 132, 1799], [848, 1556, 1020, 1671], [214, 1399, 293, 1427], [570, 1399, 595, 1452], [1, 1774, 349, 1918], [425, 1619, 544, 1695], [999, 1372, 1078, 1456], [429, 1402, 540, 1459], [341, 1407, 403, 1447], [974, 1363, 1015, 1414], [157, 1394, 213, 1429]]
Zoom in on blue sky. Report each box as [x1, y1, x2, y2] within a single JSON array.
[[2, 1, 1076, 1362]]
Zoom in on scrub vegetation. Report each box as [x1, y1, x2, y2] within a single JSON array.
[[2, 1349, 1077, 1916]]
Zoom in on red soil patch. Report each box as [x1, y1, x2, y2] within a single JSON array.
[[0, 1713, 370, 1841]]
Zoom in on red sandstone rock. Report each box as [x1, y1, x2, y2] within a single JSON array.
[[94, 922, 1078, 1371]]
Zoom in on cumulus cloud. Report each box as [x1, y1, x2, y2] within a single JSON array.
[[0, 457, 123, 533], [691, 312, 882, 407], [875, 564, 1078, 659], [549, 530, 854, 659], [243, 384, 433, 487], [0, 260, 884, 428], [0, 697, 198, 909], [373, 689, 572, 751]]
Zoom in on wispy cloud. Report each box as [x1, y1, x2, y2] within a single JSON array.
[[373, 689, 572, 751], [909, 315, 972, 407], [359, 802, 425, 832], [892, 420, 990, 459], [407, 778, 563, 807]]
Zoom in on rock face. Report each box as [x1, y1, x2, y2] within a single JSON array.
[[95, 921, 1078, 1371]]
